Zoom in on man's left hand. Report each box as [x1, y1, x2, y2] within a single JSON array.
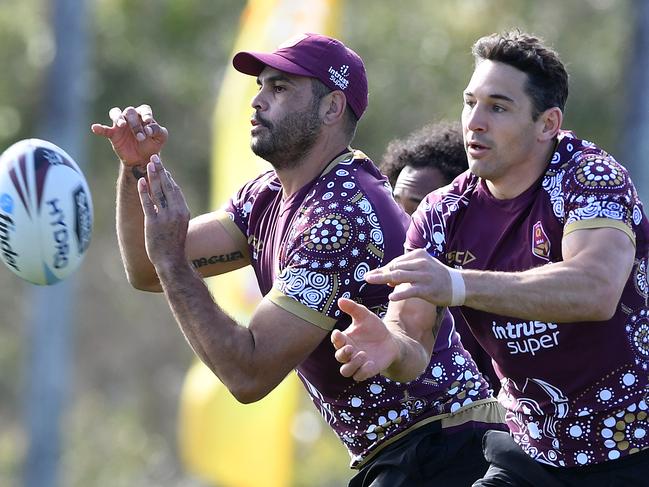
[[137, 154, 191, 269]]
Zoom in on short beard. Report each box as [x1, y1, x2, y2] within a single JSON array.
[[251, 98, 323, 170]]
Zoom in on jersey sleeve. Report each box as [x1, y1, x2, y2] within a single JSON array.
[[405, 194, 448, 264], [562, 151, 640, 245], [267, 190, 390, 331], [218, 171, 277, 247]]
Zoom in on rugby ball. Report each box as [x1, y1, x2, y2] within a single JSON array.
[[0, 138, 93, 285]]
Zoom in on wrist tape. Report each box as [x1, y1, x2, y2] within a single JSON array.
[[447, 267, 466, 306]]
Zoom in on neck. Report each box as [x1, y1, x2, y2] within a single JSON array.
[[276, 132, 349, 197], [486, 140, 556, 199]]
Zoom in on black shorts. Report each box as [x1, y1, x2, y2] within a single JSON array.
[[348, 421, 494, 487], [473, 430, 649, 487]]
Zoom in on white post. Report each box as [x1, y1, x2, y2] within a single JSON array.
[[23, 0, 90, 486], [622, 0, 649, 203]]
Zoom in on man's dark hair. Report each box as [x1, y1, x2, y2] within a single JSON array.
[[311, 79, 358, 142], [380, 121, 467, 187], [472, 30, 568, 120]]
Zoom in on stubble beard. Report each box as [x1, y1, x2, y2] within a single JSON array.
[[251, 102, 323, 171]]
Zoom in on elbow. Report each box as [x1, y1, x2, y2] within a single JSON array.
[[584, 283, 622, 321], [227, 378, 272, 404], [125, 271, 162, 293], [577, 256, 632, 322], [588, 299, 618, 322], [232, 393, 261, 405], [195, 363, 268, 404], [229, 384, 268, 404]]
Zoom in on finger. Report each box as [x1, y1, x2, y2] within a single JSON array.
[[339, 350, 370, 379], [146, 160, 167, 210], [166, 170, 179, 187], [334, 344, 355, 364], [123, 106, 146, 141], [337, 297, 357, 314], [365, 264, 422, 285], [137, 104, 154, 124], [330, 329, 347, 350], [108, 107, 126, 127], [388, 283, 417, 302], [365, 267, 401, 285], [338, 297, 371, 321], [137, 178, 156, 217], [366, 251, 427, 276], [90, 123, 114, 137], [165, 171, 189, 212], [352, 359, 379, 382], [151, 155, 177, 200], [143, 123, 168, 140]]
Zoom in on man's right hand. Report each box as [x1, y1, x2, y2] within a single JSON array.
[[91, 104, 168, 166]]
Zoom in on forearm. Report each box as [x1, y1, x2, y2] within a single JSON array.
[[155, 258, 269, 402], [383, 298, 439, 382], [116, 163, 161, 291], [463, 259, 622, 322]]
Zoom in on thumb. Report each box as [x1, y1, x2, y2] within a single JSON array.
[[90, 123, 114, 138], [338, 297, 370, 321]]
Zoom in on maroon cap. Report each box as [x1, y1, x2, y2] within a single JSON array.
[[232, 33, 368, 119]]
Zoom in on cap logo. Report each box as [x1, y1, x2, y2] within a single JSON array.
[[277, 33, 309, 49], [328, 64, 350, 90]]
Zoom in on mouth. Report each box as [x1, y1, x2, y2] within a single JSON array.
[[250, 116, 271, 133], [250, 118, 267, 135], [466, 140, 490, 157]]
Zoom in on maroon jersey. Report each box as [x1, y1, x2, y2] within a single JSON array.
[[407, 131, 649, 467], [451, 307, 500, 394], [218, 150, 501, 466]]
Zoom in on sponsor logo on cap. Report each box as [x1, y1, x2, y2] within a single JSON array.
[[328, 64, 350, 90]]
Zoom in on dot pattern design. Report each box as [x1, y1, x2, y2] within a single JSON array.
[[635, 258, 648, 299], [406, 131, 649, 467], [574, 156, 625, 189], [503, 371, 649, 467], [225, 151, 496, 465], [627, 311, 649, 368]]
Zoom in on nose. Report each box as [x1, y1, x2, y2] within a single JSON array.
[[251, 89, 266, 112], [464, 104, 486, 133]]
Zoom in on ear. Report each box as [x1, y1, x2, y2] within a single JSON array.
[[538, 106, 563, 142], [320, 90, 347, 126]]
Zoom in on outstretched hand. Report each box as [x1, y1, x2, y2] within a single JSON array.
[[91, 104, 168, 166], [364, 249, 454, 305], [331, 298, 400, 382], [137, 154, 191, 267]]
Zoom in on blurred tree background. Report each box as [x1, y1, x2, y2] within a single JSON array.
[[0, 0, 640, 485]]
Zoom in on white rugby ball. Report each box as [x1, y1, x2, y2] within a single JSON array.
[[0, 138, 93, 285]]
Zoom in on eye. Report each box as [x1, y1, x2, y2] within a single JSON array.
[[273, 85, 286, 93], [493, 105, 505, 113], [463, 99, 476, 109]]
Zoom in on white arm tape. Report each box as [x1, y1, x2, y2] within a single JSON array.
[[447, 267, 466, 306]]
